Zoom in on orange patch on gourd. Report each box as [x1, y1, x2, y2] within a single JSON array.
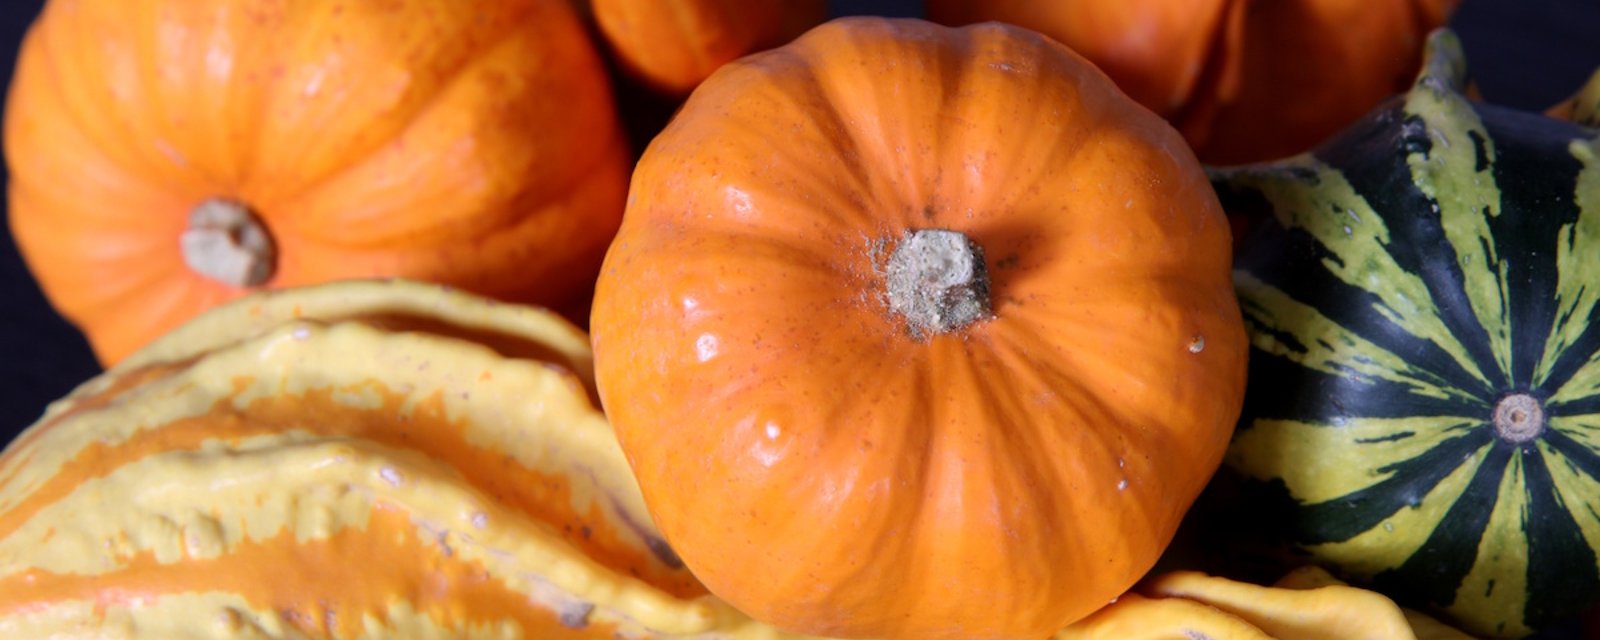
[[0, 503, 621, 638], [0, 380, 700, 597]]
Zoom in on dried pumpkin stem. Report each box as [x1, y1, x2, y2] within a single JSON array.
[[884, 228, 992, 337], [1491, 393, 1545, 443], [180, 198, 276, 287]]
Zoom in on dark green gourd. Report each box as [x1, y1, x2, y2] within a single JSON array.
[[1216, 29, 1600, 638]]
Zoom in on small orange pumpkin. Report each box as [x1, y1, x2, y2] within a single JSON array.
[[588, 0, 827, 96], [3, 0, 631, 364], [925, 0, 1459, 164], [591, 17, 1248, 640]]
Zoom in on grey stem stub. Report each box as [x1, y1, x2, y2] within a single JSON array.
[[884, 228, 993, 338], [180, 197, 276, 288]]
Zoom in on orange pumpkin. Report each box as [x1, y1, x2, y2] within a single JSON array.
[[589, 0, 827, 95], [924, 0, 1460, 165], [3, 0, 631, 365], [590, 17, 1249, 640]]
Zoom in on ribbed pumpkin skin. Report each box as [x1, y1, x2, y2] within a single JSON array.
[[591, 17, 1247, 640], [924, 0, 1457, 165], [1219, 30, 1600, 638], [3, 0, 630, 365], [0, 280, 842, 639], [590, 0, 826, 95]]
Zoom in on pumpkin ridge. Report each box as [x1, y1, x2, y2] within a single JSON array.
[[239, 3, 543, 206], [25, 3, 160, 190], [256, 17, 553, 238]]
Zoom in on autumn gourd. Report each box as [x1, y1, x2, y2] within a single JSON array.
[[590, 17, 1248, 640], [1064, 567, 1474, 640], [589, 0, 827, 95], [924, 0, 1458, 165], [1549, 66, 1600, 127], [2, 0, 631, 365], [1216, 29, 1600, 638], [0, 279, 861, 638]]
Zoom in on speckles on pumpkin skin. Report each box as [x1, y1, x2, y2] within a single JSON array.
[[1184, 631, 1214, 640]]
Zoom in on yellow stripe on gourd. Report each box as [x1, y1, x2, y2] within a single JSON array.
[[1542, 138, 1600, 395], [1236, 271, 1478, 404], [1445, 450, 1533, 638], [1306, 447, 1487, 579], [1537, 429, 1600, 605], [1403, 61, 1512, 384], [1227, 415, 1477, 505], [1230, 160, 1493, 393]]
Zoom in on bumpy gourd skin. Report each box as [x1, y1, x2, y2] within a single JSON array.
[[592, 17, 1248, 640], [1061, 567, 1474, 640], [0, 280, 821, 639]]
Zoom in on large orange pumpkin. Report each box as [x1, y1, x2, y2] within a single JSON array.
[[3, 0, 631, 365], [925, 0, 1459, 165], [589, 0, 827, 95], [590, 17, 1249, 640]]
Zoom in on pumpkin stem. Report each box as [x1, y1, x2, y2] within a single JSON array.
[[1414, 29, 1468, 97], [884, 229, 992, 337], [1491, 393, 1545, 443], [180, 198, 276, 287]]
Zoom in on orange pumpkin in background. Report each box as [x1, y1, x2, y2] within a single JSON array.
[[591, 17, 1248, 640], [3, 0, 631, 365], [925, 0, 1460, 165], [589, 0, 828, 96]]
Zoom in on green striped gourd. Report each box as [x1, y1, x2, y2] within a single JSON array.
[[1216, 29, 1600, 638]]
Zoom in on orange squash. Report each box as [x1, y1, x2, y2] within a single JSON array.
[[589, 0, 827, 95], [590, 17, 1249, 640], [925, 0, 1460, 165], [3, 0, 631, 365]]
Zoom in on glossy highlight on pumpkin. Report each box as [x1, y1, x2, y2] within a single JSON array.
[[591, 17, 1249, 640]]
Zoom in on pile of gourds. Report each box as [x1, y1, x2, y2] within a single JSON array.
[[3, 0, 1599, 638]]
